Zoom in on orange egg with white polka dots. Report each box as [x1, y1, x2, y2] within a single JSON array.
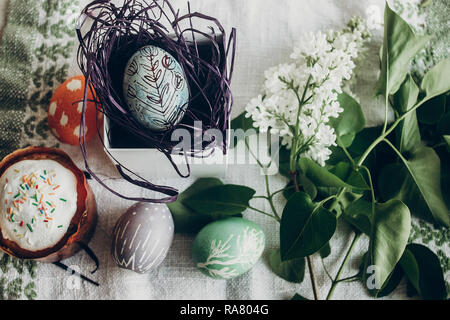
[[48, 75, 103, 145]]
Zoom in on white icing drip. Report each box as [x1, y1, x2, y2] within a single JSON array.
[[0, 159, 78, 251]]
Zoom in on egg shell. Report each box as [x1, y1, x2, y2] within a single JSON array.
[[122, 45, 189, 131], [111, 202, 174, 273], [192, 217, 265, 280], [48, 75, 103, 145]]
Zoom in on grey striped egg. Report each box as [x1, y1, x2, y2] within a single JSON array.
[[111, 202, 174, 273]]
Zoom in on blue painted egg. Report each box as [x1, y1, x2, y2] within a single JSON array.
[[192, 218, 265, 279], [123, 45, 189, 131]]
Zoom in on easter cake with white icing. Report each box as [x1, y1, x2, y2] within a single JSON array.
[[0, 159, 78, 251], [0, 147, 97, 261]]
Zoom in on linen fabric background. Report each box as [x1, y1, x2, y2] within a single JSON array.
[[0, 0, 448, 300]]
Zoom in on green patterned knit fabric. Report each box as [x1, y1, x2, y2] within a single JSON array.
[[0, 0, 79, 300], [0, 0, 38, 159]]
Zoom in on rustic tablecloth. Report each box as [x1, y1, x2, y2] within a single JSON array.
[[0, 0, 448, 300]]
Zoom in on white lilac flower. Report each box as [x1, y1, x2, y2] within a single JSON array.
[[366, 5, 383, 31], [245, 17, 370, 166]]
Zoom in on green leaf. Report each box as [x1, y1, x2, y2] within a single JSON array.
[[375, 4, 430, 96], [438, 112, 450, 135], [326, 145, 349, 165], [167, 178, 228, 233], [230, 112, 258, 148], [393, 75, 421, 153], [282, 181, 296, 201], [299, 158, 347, 189], [377, 263, 404, 298], [380, 146, 449, 227], [319, 242, 331, 259], [417, 95, 446, 125], [359, 251, 404, 298], [280, 192, 336, 260], [230, 111, 256, 132], [278, 145, 291, 178], [406, 279, 419, 298], [368, 200, 411, 295], [378, 162, 443, 225], [342, 197, 373, 234], [441, 152, 450, 208], [444, 135, 450, 147], [269, 249, 305, 283], [298, 158, 369, 191], [316, 162, 369, 200], [329, 162, 369, 190], [283, 177, 318, 202], [399, 244, 447, 300], [329, 191, 363, 219], [183, 184, 256, 218], [291, 293, 308, 300], [329, 92, 365, 147], [420, 58, 450, 100], [393, 75, 420, 114], [348, 126, 384, 161], [298, 174, 317, 200]]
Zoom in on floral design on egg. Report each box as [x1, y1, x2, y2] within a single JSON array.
[[122, 45, 189, 132], [172, 72, 185, 90], [126, 59, 139, 76], [197, 227, 265, 279], [192, 218, 266, 280], [162, 54, 175, 70]]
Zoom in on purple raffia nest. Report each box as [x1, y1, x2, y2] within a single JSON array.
[[76, 0, 236, 203]]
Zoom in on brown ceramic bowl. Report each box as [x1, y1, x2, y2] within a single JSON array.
[[0, 147, 97, 262]]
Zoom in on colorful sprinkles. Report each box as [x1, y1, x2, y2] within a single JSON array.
[[2, 167, 67, 241]]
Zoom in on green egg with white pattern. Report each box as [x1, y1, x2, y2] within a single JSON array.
[[192, 217, 265, 280]]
